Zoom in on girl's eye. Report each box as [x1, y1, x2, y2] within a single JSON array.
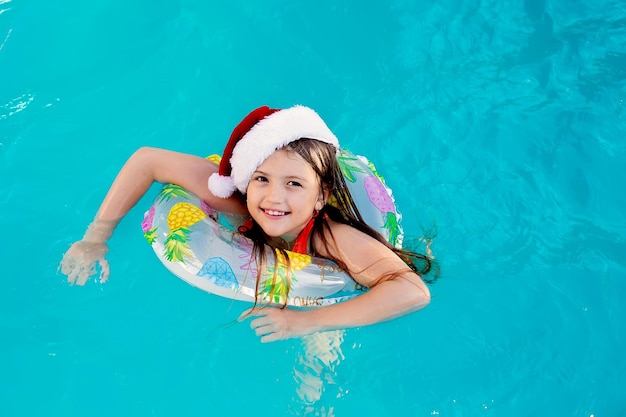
[[253, 175, 268, 183], [287, 181, 302, 187]]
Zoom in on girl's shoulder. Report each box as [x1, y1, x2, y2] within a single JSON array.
[[317, 219, 394, 261], [317, 219, 415, 287]]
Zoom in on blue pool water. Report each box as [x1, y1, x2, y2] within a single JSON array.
[[1, 0, 625, 415]]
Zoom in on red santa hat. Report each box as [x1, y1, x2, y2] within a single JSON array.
[[208, 105, 339, 198]]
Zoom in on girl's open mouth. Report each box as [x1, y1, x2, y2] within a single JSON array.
[[263, 209, 289, 216]]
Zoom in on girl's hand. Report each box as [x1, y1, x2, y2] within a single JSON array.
[[59, 241, 110, 286], [239, 307, 318, 343]]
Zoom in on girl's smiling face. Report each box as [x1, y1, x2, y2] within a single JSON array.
[[246, 148, 325, 242]]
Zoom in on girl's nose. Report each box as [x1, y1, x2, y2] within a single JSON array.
[[265, 183, 284, 202]]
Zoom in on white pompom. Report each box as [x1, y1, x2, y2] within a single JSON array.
[[208, 173, 237, 198]]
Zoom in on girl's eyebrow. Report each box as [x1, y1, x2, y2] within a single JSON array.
[[253, 169, 311, 182]]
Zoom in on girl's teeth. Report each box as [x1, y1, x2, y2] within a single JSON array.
[[266, 210, 285, 216]]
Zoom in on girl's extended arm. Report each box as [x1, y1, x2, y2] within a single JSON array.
[[60, 147, 247, 285], [96, 147, 248, 223], [242, 221, 431, 342]]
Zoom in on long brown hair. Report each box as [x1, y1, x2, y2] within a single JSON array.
[[240, 138, 433, 307]]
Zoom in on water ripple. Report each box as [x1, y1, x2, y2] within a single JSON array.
[[0, 92, 35, 120]]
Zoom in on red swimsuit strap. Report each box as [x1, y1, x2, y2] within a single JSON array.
[[291, 216, 316, 254]]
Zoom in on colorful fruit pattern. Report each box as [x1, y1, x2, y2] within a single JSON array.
[[337, 152, 367, 183], [163, 202, 207, 262], [197, 257, 239, 290], [337, 149, 402, 246], [142, 206, 158, 244], [258, 250, 312, 304], [364, 175, 401, 247]]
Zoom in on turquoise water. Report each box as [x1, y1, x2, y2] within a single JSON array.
[[2, 0, 625, 415]]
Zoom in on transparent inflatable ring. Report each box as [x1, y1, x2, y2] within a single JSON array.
[[142, 149, 403, 307]]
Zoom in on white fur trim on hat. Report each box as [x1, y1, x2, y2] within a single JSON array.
[[230, 105, 339, 194], [208, 173, 237, 199]]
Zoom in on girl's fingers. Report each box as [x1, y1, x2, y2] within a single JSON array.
[[260, 333, 280, 344], [238, 307, 273, 322], [254, 324, 273, 337], [99, 258, 111, 283], [238, 308, 289, 343], [237, 308, 253, 322]]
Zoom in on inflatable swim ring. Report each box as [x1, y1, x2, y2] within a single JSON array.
[[142, 149, 403, 307]]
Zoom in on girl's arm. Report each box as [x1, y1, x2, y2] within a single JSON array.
[[60, 147, 248, 285], [243, 221, 431, 342], [96, 147, 248, 223]]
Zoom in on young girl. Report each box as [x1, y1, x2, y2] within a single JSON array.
[[60, 105, 432, 343]]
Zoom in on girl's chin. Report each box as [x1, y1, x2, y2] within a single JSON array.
[[261, 228, 298, 241], [265, 231, 297, 241]]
